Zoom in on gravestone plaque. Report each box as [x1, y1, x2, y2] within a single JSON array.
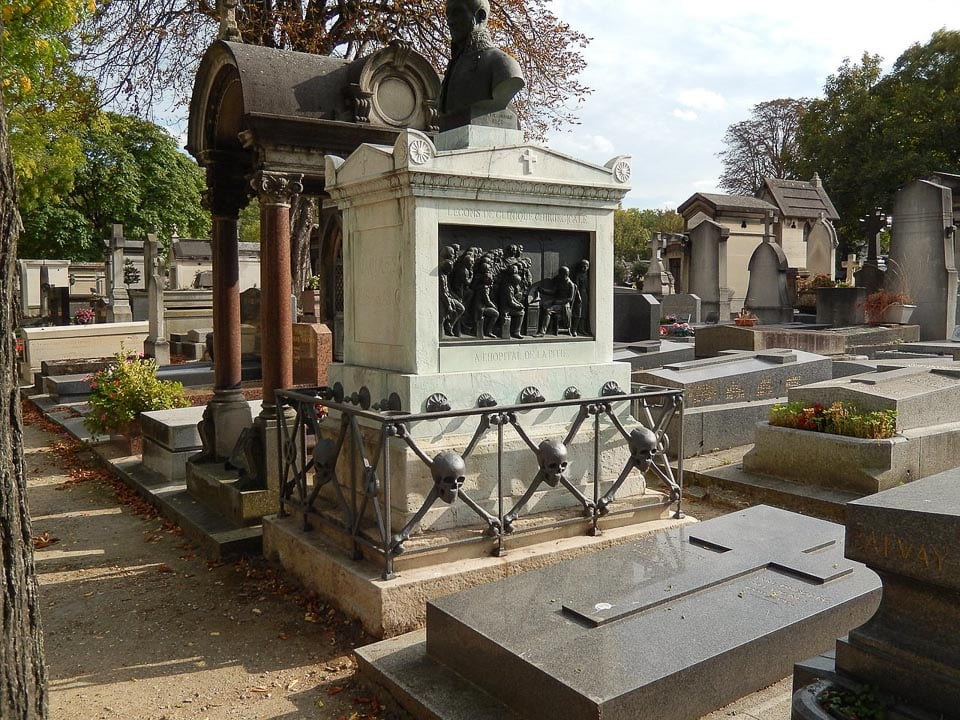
[[359, 505, 881, 720]]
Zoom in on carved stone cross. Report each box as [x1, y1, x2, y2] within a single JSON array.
[[218, 0, 241, 42], [520, 148, 538, 175], [841, 253, 861, 285]]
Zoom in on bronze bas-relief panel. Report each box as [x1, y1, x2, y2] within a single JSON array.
[[438, 225, 591, 343]]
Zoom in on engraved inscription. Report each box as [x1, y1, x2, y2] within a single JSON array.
[[785, 375, 803, 389], [449, 208, 589, 225], [473, 348, 568, 364], [757, 378, 775, 399], [725, 383, 745, 402], [850, 528, 948, 573], [688, 384, 718, 405]]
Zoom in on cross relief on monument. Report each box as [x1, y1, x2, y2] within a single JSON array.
[[563, 505, 855, 628]]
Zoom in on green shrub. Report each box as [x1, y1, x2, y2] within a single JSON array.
[[769, 401, 897, 440], [85, 349, 188, 436]]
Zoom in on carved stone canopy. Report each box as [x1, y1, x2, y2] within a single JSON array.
[[187, 40, 441, 197]]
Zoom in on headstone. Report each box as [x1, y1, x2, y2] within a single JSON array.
[[104, 224, 134, 323], [687, 219, 731, 323], [613, 289, 659, 342], [640, 233, 675, 297], [841, 253, 861, 285], [240, 287, 261, 327], [358, 505, 881, 720], [805, 215, 837, 280], [854, 209, 887, 294], [744, 215, 793, 324], [660, 293, 701, 324], [143, 234, 170, 365], [292, 322, 333, 386], [834, 473, 960, 718], [886, 179, 957, 341]]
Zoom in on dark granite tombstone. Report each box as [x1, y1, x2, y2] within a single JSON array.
[[358, 505, 881, 720], [613, 289, 659, 342], [836, 472, 960, 717], [815, 287, 866, 327]]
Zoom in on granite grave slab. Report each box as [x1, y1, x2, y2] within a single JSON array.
[[358, 505, 881, 720], [634, 349, 831, 456]]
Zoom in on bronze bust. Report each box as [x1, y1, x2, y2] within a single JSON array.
[[439, 0, 525, 131]]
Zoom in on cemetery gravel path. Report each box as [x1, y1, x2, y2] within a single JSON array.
[[22, 399, 789, 720], [23, 401, 389, 720]]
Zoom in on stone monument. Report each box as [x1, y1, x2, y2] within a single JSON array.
[[358, 505, 881, 720], [641, 233, 675, 296], [886, 178, 957, 341], [142, 233, 170, 365], [805, 214, 837, 279], [687, 219, 731, 322], [744, 212, 793, 324], [793, 472, 960, 719], [316, 1, 651, 541], [104, 224, 134, 323], [854, 208, 887, 294], [840, 253, 861, 285]]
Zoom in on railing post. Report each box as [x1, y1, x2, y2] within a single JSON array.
[[674, 394, 685, 520], [590, 404, 602, 537], [496, 412, 506, 557], [382, 423, 395, 580], [276, 395, 288, 518]]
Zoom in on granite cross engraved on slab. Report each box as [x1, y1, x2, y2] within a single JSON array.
[[564, 507, 855, 627]]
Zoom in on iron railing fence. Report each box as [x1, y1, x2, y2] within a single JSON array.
[[276, 382, 684, 580]]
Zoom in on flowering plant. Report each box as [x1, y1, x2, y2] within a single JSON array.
[[74, 307, 95, 325], [84, 348, 188, 437], [769, 401, 897, 440]]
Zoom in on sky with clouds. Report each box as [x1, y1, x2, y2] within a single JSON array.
[[544, 0, 958, 210]]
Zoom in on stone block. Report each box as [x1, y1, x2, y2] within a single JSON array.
[[186, 460, 278, 527], [292, 322, 333, 387], [44, 373, 92, 401], [659, 293, 701, 323], [19, 321, 149, 383], [614, 341, 695, 371], [359, 505, 880, 720], [836, 473, 960, 718], [141, 437, 197, 481], [140, 406, 205, 451], [186, 327, 213, 343], [613, 289, 659, 342], [635, 349, 831, 409], [694, 324, 921, 360], [815, 287, 866, 327]]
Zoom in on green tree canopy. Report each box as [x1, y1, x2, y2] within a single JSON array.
[[613, 207, 684, 264], [795, 29, 960, 252], [19, 112, 209, 260]]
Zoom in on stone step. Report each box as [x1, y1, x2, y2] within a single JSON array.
[[44, 373, 92, 400], [186, 460, 279, 527], [683, 461, 860, 523]]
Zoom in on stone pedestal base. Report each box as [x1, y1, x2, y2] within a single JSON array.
[[206, 390, 254, 460], [144, 337, 171, 366], [186, 460, 279, 526]]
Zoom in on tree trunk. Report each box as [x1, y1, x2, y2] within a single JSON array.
[[0, 91, 48, 719], [290, 195, 316, 294]]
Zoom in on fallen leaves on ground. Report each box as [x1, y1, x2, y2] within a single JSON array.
[[32, 531, 60, 548]]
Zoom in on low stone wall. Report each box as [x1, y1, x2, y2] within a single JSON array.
[[18, 322, 149, 384], [743, 423, 920, 494]]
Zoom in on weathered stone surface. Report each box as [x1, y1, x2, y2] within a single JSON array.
[[635, 349, 831, 409], [835, 474, 960, 718], [815, 287, 865, 327], [360, 505, 880, 720], [660, 293, 701, 324], [694, 323, 921, 359], [293, 322, 333, 387]]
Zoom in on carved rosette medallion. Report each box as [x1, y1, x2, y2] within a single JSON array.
[[252, 171, 304, 207], [408, 138, 433, 165], [612, 159, 632, 184]]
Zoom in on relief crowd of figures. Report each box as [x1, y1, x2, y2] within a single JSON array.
[[439, 244, 591, 340]]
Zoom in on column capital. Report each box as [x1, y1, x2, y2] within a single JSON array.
[[203, 165, 251, 219], [252, 171, 304, 207]]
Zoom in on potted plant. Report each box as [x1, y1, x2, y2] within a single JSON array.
[[300, 275, 323, 319], [734, 308, 759, 327], [864, 290, 915, 324]]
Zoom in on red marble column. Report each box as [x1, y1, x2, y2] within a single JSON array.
[[253, 171, 303, 412]]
